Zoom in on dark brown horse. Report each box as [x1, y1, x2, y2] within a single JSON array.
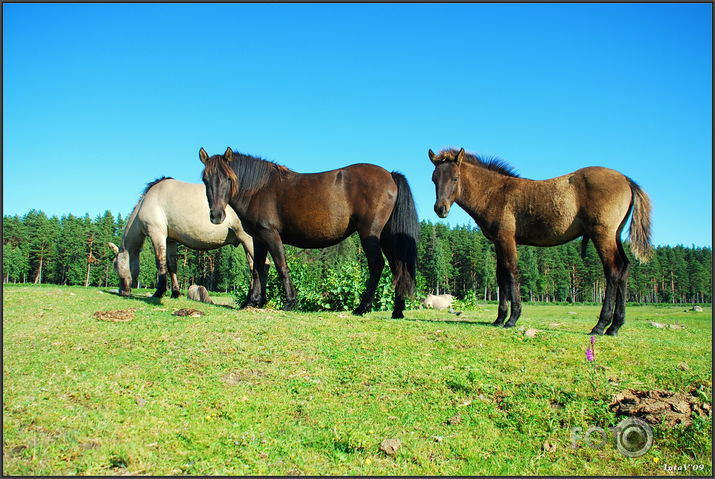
[[429, 147, 652, 336], [200, 147, 419, 318]]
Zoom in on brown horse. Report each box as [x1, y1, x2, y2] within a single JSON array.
[[429, 147, 652, 336], [200, 147, 419, 318]]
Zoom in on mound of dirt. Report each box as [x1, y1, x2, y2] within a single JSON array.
[[172, 308, 204, 318], [93, 309, 135, 322], [610, 388, 712, 427]]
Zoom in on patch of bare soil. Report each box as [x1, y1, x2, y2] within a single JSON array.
[[172, 308, 205, 317], [222, 369, 266, 385], [92, 309, 136, 322], [610, 388, 712, 427]]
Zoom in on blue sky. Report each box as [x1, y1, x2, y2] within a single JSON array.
[[3, 3, 712, 247]]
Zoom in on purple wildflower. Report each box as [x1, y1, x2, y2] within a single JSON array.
[[586, 347, 595, 362], [590, 335, 596, 346]]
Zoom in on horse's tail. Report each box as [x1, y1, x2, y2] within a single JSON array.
[[383, 172, 420, 297], [627, 178, 653, 262]]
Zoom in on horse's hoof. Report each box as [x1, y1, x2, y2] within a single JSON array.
[[391, 311, 404, 319], [589, 329, 605, 336], [492, 320, 505, 327], [152, 292, 165, 298], [605, 328, 619, 336], [352, 308, 367, 316], [503, 322, 516, 328], [171, 291, 180, 299]]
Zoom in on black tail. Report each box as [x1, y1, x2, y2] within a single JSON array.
[[383, 172, 419, 298]]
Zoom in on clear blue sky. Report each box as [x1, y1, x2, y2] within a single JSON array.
[[3, 3, 712, 247]]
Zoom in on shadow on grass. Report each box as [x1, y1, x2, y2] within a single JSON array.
[[401, 314, 597, 336], [104, 290, 240, 311], [399, 315, 493, 326]]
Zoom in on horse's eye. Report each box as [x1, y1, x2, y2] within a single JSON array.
[[452, 177, 458, 182]]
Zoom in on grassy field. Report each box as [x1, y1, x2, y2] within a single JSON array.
[[3, 284, 712, 476]]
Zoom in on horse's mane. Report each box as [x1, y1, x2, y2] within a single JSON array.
[[204, 151, 292, 197], [438, 148, 519, 178], [143, 176, 173, 195]]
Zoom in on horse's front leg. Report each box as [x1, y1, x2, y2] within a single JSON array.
[[261, 231, 297, 311], [244, 241, 268, 308], [493, 246, 509, 326], [497, 240, 523, 328], [149, 232, 168, 298]]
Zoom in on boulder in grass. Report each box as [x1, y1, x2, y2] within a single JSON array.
[[187, 284, 213, 304]]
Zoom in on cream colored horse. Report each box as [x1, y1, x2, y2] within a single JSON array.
[[108, 177, 258, 298]]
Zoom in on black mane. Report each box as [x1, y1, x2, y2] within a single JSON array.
[[143, 176, 173, 195], [469, 153, 520, 178], [203, 150, 291, 197], [231, 151, 292, 194], [439, 148, 519, 178]]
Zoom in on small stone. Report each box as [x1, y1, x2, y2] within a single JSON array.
[[379, 438, 401, 456], [447, 413, 462, 425], [678, 362, 691, 371], [524, 328, 538, 338], [650, 321, 666, 329]]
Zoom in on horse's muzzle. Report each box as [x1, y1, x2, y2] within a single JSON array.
[[434, 203, 450, 218], [210, 210, 225, 225]]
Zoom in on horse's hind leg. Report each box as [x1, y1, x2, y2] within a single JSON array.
[[589, 236, 625, 335], [353, 235, 385, 316], [605, 241, 630, 336], [166, 241, 180, 298], [380, 238, 407, 319]]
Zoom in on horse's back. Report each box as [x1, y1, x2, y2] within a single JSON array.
[[267, 163, 398, 248], [139, 179, 242, 248]]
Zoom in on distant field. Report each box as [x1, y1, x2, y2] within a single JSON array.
[[3, 284, 712, 476]]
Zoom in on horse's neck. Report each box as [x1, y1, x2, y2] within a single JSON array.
[[457, 162, 510, 217], [120, 198, 146, 252], [230, 161, 283, 215]]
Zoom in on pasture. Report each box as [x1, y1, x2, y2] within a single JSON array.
[[2, 284, 712, 476]]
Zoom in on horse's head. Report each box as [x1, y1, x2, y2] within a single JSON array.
[[200, 147, 237, 225], [429, 147, 465, 218], [108, 242, 132, 296]]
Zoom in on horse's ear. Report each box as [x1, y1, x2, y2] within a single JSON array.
[[107, 242, 119, 255], [428, 149, 438, 165], [199, 147, 209, 164], [455, 148, 465, 166], [224, 147, 233, 162]]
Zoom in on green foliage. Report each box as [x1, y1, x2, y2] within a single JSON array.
[[2, 211, 712, 309]]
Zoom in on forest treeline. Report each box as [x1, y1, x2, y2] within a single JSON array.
[[2, 210, 712, 308]]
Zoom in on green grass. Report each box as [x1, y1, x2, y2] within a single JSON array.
[[3, 284, 712, 476]]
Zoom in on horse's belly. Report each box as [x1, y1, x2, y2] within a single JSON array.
[[281, 221, 355, 249], [516, 220, 582, 246], [170, 227, 236, 250]]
